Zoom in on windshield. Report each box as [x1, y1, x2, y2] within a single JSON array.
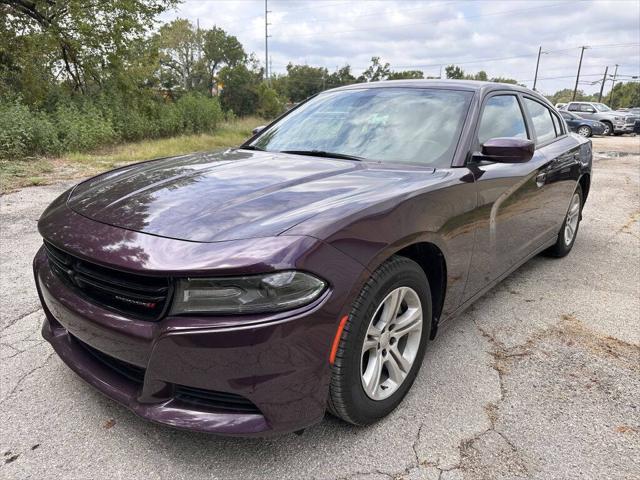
[[249, 88, 473, 167], [593, 103, 611, 112]]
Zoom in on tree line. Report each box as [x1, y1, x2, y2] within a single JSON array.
[[1, 1, 638, 161]]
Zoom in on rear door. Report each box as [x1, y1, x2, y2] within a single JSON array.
[[462, 92, 562, 300], [521, 95, 582, 239]]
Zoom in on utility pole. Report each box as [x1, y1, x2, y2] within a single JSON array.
[[533, 46, 546, 91], [264, 0, 271, 83], [572, 46, 589, 101], [598, 66, 609, 102], [608, 64, 619, 106]]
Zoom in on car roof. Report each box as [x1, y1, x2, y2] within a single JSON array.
[[327, 79, 551, 105]]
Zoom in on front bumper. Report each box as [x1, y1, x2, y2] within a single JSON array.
[[613, 123, 635, 134], [34, 223, 366, 436]]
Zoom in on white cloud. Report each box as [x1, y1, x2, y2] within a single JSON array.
[[161, 0, 640, 95]]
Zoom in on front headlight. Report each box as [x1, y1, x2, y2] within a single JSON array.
[[170, 271, 327, 315], [613, 116, 623, 121]]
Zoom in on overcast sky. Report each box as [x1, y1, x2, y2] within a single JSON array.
[[161, 0, 640, 95]]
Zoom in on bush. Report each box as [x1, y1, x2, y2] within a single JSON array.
[[53, 103, 117, 152], [0, 91, 225, 160], [256, 83, 285, 119], [0, 98, 61, 158], [176, 92, 223, 134]]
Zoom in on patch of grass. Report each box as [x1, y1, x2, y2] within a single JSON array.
[[0, 116, 260, 194]]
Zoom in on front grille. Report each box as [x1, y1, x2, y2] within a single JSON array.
[[174, 385, 261, 414], [44, 241, 170, 320], [74, 335, 145, 384]]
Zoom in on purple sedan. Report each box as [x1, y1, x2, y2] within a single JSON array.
[[34, 80, 592, 436]]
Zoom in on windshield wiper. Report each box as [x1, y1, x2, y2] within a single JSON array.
[[238, 145, 265, 151], [280, 150, 365, 162]]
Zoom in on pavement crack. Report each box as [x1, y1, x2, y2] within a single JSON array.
[[0, 351, 55, 405], [0, 307, 43, 333]]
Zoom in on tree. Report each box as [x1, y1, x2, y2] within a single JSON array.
[[359, 57, 391, 82], [218, 64, 260, 116], [489, 76, 518, 85], [607, 81, 640, 109], [546, 88, 595, 105], [1, 0, 177, 93], [202, 27, 246, 94], [157, 19, 200, 91], [387, 70, 424, 80], [326, 65, 356, 89], [285, 63, 328, 102], [445, 65, 465, 79]]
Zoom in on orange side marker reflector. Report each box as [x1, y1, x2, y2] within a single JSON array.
[[329, 315, 349, 365]]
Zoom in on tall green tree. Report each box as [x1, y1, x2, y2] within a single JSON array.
[[285, 63, 328, 102], [608, 81, 640, 109], [157, 19, 201, 91], [445, 65, 465, 79], [326, 65, 356, 89], [1, 0, 177, 94], [202, 26, 245, 93], [359, 57, 391, 82]]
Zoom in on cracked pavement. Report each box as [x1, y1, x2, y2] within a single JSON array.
[[1, 137, 639, 480]]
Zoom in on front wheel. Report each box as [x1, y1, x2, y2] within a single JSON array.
[[601, 121, 613, 136], [327, 256, 431, 425], [544, 184, 583, 258], [577, 125, 592, 137]]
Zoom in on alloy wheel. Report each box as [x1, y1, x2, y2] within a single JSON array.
[[564, 193, 581, 246], [360, 286, 423, 401], [577, 126, 591, 137]]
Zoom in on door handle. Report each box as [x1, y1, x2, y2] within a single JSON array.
[[536, 172, 547, 187]]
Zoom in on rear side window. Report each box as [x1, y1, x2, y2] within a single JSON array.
[[524, 98, 556, 144], [567, 103, 580, 112], [551, 111, 564, 136], [478, 95, 528, 144]]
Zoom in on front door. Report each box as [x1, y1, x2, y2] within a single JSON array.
[[462, 93, 560, 300]]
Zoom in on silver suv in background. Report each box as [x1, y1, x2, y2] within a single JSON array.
[[561, 101, 638, 135]]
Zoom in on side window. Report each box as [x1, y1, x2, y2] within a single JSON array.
[[551, 111, 563, 136], [567, 103, 580, 112], [580, 104, 595, 113], [560, 112, 571, 120], [478, 95, 528, 144], [523, 98, 556, 144]]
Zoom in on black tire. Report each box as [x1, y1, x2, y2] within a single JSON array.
[[327, 255, 432, 425], [601, 121, 613, 136], [545, 184, 583, 258]]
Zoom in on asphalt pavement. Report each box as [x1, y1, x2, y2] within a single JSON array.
[[1, 136, 638, 480]]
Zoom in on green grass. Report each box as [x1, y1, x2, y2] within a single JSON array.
[[0, 116, 261, 194]]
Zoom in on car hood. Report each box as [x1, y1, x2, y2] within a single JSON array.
[[67, 149, 435, 242]]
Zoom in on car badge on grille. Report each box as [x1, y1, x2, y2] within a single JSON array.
[[114, 295, 157, 309]]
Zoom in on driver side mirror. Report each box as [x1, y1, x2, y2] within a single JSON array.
[[252, 125, 266, 135], [480, 137, 535, 163]]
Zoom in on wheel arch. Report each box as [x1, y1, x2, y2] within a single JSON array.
[[393, 242, 447, 340]]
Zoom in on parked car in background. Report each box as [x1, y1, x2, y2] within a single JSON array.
[[565, 101, 638, 135], [559, 110, 606, 137], [34, 80, 592, 436]]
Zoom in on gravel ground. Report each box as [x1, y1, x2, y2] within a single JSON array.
[[1, 135, 639, 480]]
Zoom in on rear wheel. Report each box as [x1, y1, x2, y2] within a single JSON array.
[[577, 125, 592, 137], [328, 256, 431, 425], [545, 184, 583, 258]]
